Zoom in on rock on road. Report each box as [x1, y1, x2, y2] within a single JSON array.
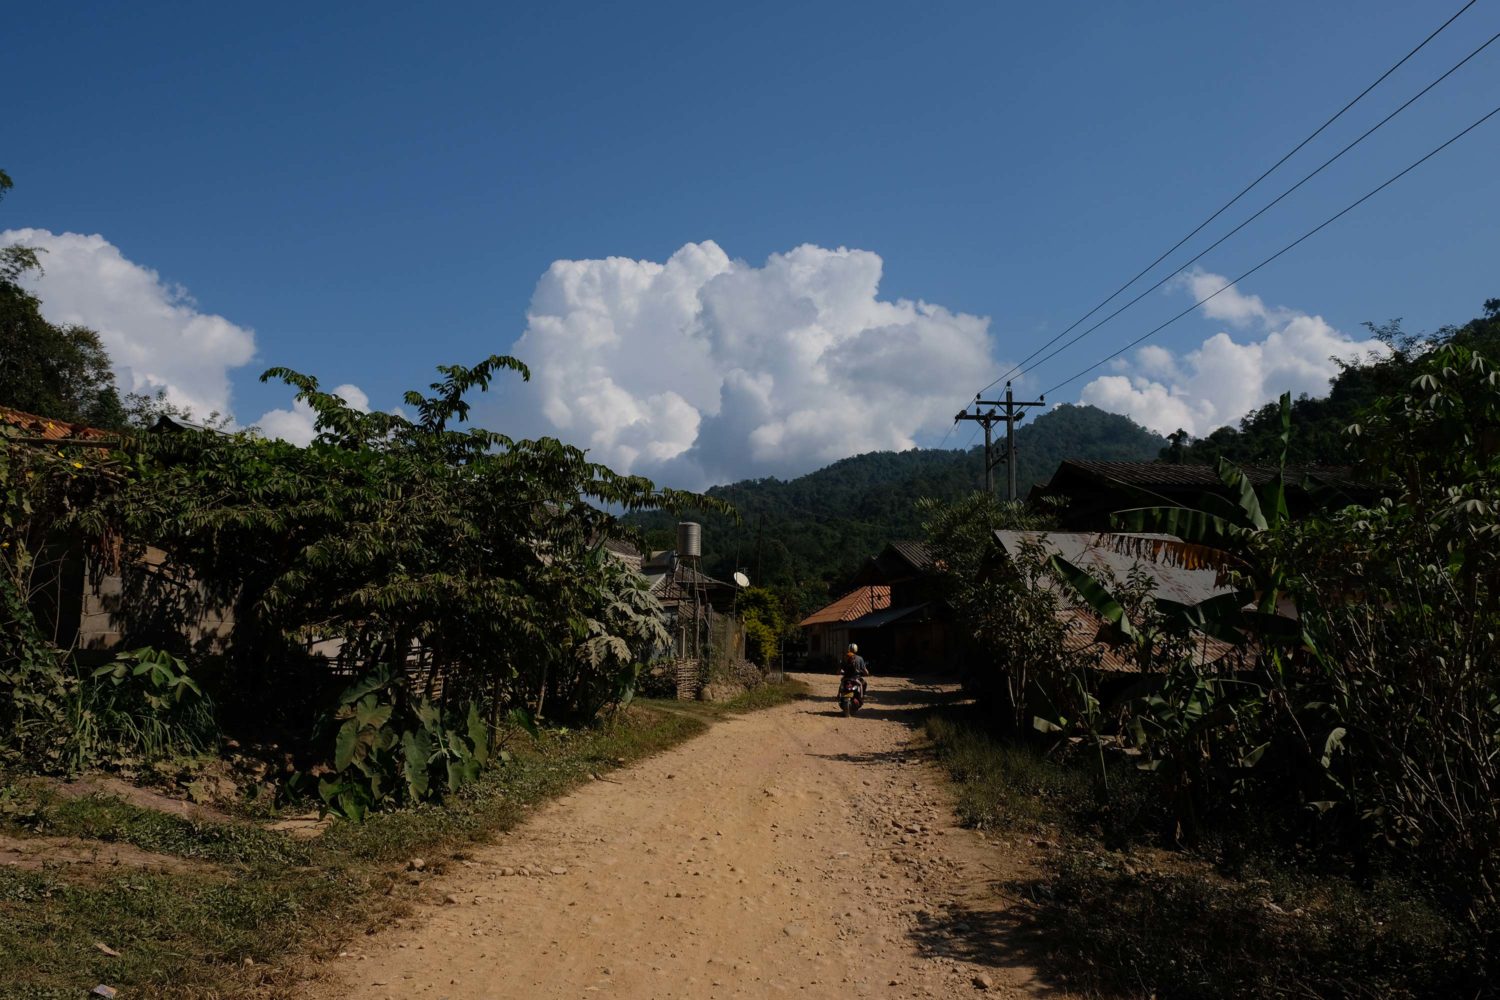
[[308, 674, 1068, 999]]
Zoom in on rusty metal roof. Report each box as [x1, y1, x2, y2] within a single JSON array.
[[995, 530, 1233, 607], [0, 405, 116, 443], [995, 530, 1247, 672], [798, 586, 890, 627]]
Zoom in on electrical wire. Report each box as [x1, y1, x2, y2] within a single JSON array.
[[1036, 102, 1500, 398], [1010, 26, 1500, 384], [969, 0, 1477, 399]]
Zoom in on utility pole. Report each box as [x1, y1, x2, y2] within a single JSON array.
[[955, 381, 1044, 500], [954, 402, 1000, 494]]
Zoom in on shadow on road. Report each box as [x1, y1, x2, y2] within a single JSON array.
[[796, 677, 969, 726], [907, 887, 1073, 995]]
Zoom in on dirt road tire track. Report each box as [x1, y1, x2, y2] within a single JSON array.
[[306, 674, 1070, 999]]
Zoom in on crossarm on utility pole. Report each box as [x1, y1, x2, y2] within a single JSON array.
[[972, 382, 1044, 500]]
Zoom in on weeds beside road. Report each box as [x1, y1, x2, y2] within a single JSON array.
[[0, 681, 807, 1000], [924, 705, 1486, 999]]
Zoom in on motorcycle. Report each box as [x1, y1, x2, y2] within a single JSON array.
[[837, 673, 866, 716]]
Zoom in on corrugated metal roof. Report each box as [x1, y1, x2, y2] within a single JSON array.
[[798, 586, 890, 627], [1051, 459, 1368, 493], [0, 406, 115, 443], [600, 537, 644, 563], [995, 530, 1247, 673], [887, 540, 934, 572], [844, 602, 932, 630], [994, 530, 1232, 607], [647, 564, 736, 603]]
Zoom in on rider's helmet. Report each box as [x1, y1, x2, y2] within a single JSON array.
[[847, 643, 858, 654]]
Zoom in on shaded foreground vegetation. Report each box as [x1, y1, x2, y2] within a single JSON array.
[[920, 298, 1500, 994], [925, 707, 1487, 999], [0, 682, 807, 999]]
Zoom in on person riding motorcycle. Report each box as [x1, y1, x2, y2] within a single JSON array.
[[841, 643, 870, 698]]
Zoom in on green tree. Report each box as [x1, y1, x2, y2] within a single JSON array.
[[0, 170, 126, 428], [737, 586, 787, 668]]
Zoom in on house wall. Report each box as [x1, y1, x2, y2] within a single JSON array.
[[77, 546, 235, 656]]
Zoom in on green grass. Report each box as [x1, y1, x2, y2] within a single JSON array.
[[924, 707, 1094, 833], [0, 679, 806, 1000], [922, 704, 1488, 1000]]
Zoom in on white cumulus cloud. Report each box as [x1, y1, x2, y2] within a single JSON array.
[[1079, 271, 1386, 437], [499, 241, 995, 486], [253, 383, 370, 446], [2, 229, 257, 419]]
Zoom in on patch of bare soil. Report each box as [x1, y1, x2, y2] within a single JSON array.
[[0, 833, 208, 875], [51, 774, 241, 824], [305, 674, 1075, 999]]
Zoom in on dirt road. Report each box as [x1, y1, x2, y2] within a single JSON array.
[[308, 674, 1067, 999]]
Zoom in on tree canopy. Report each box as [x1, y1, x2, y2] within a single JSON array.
[[0, 170, 127, 429]]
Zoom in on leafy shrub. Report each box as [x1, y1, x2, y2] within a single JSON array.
[[68, 647, 217, 769], [312, 664, 494, 822]]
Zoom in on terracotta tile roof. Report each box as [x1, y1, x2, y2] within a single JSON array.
[[0, 406, 116, 443], [798, 586, 891, 627]]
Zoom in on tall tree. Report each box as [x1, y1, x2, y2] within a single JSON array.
[[0, 170, 126, 429]]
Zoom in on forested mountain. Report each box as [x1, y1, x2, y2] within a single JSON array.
[[626, 403, 1165, 611], [1167, 298, 1500, 466]]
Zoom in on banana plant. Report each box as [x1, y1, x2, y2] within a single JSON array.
[[1110, 392, 1296, 618]]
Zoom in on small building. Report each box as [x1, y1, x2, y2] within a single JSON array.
[[843, 541, 951, 674], [0, 406, 233, 657], [639, 549, 744, 663], [1030, 459, 1376, 531], [797, 585, 890, 666], [992, 529, 1248, 673]]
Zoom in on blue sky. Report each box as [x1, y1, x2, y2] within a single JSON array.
[[6, 1, 1499, 485]]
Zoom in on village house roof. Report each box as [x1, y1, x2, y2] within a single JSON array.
[[645, 556, 739, 612], [1029, 459, 1378, 531], [852, 540, 937, 587], [798, 585, 891, 627], [994, 530, 1246, 672], [598, 536, 645, 570], [0, 405, 116, 444], [1040, 459, 1369, 495], [844, 601, 937, 631]]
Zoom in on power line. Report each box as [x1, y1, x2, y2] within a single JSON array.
[[1011, 26, 1500, 384], [1037, 102, 1500, 398], [969, 0, 1477, 399]]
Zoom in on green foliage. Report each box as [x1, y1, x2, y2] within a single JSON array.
[[973, 324, 1500, 961], [67, 647, 217, 771], [1, 413, 133, 769], [0, 576, 68, 767], [0, 174, 126, 429], [736, 586, 786, 668], [626, 403, 1165, 615], [1166, 300, 1500, 466], [1289, 338, 1500, 921], [925, 706, 1486, 999], [107, 355, 711, 733], [918, 492, 1095, 732], [313, 664, 491, 822]]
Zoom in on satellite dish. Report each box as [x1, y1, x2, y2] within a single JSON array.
[[733, 571, 750, 588]]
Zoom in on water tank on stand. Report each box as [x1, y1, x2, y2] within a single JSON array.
[[676, 522, 702, 560]]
